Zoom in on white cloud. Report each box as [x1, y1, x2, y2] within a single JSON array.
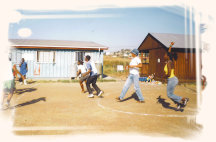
[[18, 28, 32, 38]]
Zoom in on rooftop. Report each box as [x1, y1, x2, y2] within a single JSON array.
[[9, 39, 108, 50], [139, 33, 196, 49]]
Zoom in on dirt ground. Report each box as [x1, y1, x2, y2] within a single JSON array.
[[1, 80, 202, 138]]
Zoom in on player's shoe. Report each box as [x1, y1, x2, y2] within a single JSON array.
[[177, 104, 181, 110], [97, 91, 103, 97], [137, 100, 145, 103], [24, 80, 27, 85], [2, 102, 10, 110], [116, 97, 123, 102], [183, 98, 189, 106], [88, 94, 94, 98]]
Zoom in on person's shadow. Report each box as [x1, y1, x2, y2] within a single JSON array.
[[15, 88, 37, 95], [157, 95, 184, 112], [9, 97, 46, 109], [119, 92, 140, 102], [27, 81, 37, 84]]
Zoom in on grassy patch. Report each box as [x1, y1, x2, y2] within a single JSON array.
[[103, 55, 130, 79]]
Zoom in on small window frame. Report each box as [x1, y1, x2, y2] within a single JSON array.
[[37, 50, 56, 63]]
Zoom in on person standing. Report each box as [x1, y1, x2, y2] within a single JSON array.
[[164, 42, 189, 109], [1, 57, 16, 109], [77, 60, 89, 93], [116, 49, 145, 103], [19, 58, 28, 85], [82, 55, 103, 98]]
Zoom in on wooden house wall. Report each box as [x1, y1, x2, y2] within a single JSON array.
[[139, 35, 196, 82], [141, 64, 148, 76], [175, 52, 196, 81], [148, 48, 166, 80]]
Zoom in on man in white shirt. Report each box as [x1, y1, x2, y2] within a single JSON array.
[[82, 55, 103, 98], [77, 60, 89, 93], [116, 49, 145, 103]]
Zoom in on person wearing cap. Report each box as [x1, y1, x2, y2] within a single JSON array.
[[77, 59, 89, 93], [116, 49, 145, 103]]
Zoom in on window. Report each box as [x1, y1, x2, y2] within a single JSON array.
[[37, 51, 55, 63], [76, 52, 85, 61], [10, 50, 22, 64], [143, 52, 149, 64]]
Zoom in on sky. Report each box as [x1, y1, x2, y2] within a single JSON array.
[[8, 6, 195, 52]]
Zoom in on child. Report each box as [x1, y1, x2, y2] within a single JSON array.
[[77, 60, 89, 93], [146, 73, 155, 82], [116, 49, 145, 103]]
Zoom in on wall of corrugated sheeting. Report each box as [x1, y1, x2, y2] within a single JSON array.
[[11, 48, 103, 79]]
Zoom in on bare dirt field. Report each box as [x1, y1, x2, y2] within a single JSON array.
[[1, 80, 202, 138]]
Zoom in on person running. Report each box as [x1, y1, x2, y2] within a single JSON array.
[[13, 64, 25, 82], [164, 42, 189, 109], [19, 58, 28, 85], [77, 59, 89, 93], [1, 58, 16, 109], [82, 55, 103, 98], [116, 49, 145, 103]]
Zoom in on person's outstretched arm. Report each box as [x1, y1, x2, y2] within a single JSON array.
[[168, 42, 174, 53], [77, 69, 81, 77]]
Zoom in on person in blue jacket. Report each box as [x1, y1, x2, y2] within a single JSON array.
[[19, 58, 28, 85]]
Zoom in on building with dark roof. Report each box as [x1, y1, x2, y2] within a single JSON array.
[[138, 33, 197, 82], [9, 39, 108, 79]]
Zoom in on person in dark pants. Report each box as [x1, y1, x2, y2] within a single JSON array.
[[82, 55, 103, 98]]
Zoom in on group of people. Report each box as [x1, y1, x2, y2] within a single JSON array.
[[14, 58, 28, 85], [2, 42, 189, 110], [115, 42, 189, 109], [77, 42, 189, 110], [76, 55, 103, 98], [1, 58, 28, 109]]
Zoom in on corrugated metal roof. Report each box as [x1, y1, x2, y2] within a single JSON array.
[[149, 33, 196, 49], [9, 39, 108, 50]]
